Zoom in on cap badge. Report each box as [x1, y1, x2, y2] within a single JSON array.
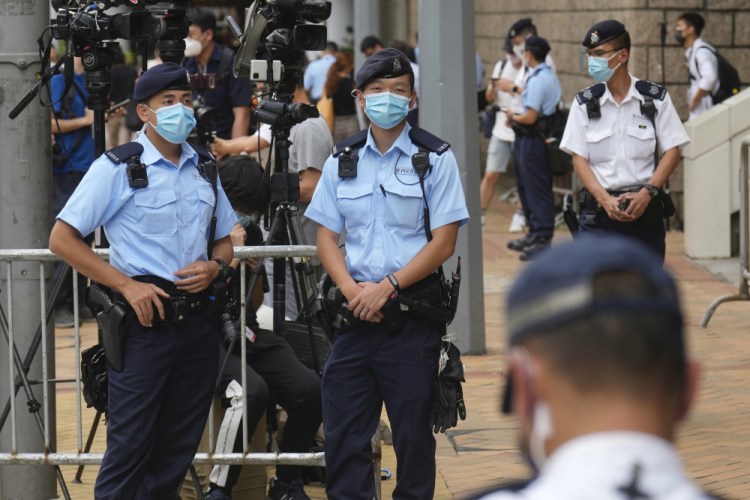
[[590, 31, 600, 45], [393, 57, 402, 72]]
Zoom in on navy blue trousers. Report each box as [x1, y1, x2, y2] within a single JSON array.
[[95, 315, 219, 499], [323, 316, 443, 500], [579, 197, 666, 263], [513, 134, 555, 238]]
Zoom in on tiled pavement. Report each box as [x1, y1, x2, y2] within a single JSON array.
[[48, 195, 750, 499]]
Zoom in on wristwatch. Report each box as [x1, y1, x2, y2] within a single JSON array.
[[212, 258, 233, 282], [386, 273, 400, 292], [512, 85, 519, 94], [643, 184, 660, 198]]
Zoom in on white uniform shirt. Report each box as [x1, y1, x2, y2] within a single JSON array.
[[686, 38, 720, 120], [559, 75, 690, 191], [478, 432, 714, 500], [489, 58, 522, 141]]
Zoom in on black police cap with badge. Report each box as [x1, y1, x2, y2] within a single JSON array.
[[133, 62, 192, 102], [508, 17, 534, 39], [582, 19, 626, 49], [355, 47, 414, 90], [523, 35, 550, 59]]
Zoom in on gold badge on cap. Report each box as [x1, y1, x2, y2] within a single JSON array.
[[393, 57, 402, 72], [590, 31, 600, 45]]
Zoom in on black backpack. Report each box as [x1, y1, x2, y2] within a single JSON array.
[[696, 46, 741, 104]]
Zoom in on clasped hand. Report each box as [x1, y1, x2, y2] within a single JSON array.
[[347, 281, 392, 323]]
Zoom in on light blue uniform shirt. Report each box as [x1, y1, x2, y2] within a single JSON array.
[[57, 131, 237, 282], [522, 63, 561, 116], [305, 124, 469, 283], [303, 54, 336, 101]]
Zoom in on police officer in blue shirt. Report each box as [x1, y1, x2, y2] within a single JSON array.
[[305, 48, 469, 500], [505, 36, 562, 261], [49, 62, 237, 499]]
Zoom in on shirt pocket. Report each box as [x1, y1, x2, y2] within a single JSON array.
[[625, 125, 656, 163], [337, 182, 373, 230], [134, 188, 178, 237], [195, 184, 216, 228], [383, 182, 424, 231], [585, 127, 613, 166]]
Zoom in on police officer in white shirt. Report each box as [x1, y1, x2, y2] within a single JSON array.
[[475, 234, 726, 500], [560, 20, 689, 262], [675, 11, 720, 120]]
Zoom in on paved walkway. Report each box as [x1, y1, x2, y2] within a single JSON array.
[[46, 195, 750, 499]]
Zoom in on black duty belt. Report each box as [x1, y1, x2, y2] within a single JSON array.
[[112, 275, 206, 324]]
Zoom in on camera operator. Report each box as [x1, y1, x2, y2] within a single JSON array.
[[213, 84, 333, 320], [183, 9, 251, 140], [205, 155, 322, 500], [49, 55, 96, 328], [49, 63, 237, 499], [305, 48, 469, 499]]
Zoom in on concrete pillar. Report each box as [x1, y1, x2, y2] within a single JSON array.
[[418, 0, 485, 354]]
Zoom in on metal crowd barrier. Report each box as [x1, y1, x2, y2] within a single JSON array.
[[0, 246, 325, 490], [701, 137, 750, 327]]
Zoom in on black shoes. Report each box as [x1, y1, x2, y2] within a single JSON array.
[[508, 234, 552, 261], [267, 478, 310, 500]]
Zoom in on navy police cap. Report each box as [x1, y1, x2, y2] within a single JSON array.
[[355, 48, 413, 89], [133, 62, 192, 102], [508, 18, 533, 39], [582, 19, 626, 48]]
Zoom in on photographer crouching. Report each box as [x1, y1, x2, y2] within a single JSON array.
[[205, 155, 322, 500]]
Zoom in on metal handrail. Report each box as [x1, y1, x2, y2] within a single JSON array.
[[0, 246, 324, 470], [701, 137, 750, 326]]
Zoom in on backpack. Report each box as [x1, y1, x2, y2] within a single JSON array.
[[695, 46, 741, 104]]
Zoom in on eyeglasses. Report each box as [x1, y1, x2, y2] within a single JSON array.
[[586, 47, 624, 58]]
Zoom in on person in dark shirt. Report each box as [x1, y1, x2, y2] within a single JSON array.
[[324, 51, 358, 142]]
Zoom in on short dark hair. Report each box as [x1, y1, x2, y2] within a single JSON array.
[[218, 155, 270, 215], [360, 35, 384, 54], [188, 9, 216, 34], [610, 30, 631, 51], [521, 270, 686, 408], [325, 41, 339, 52], [678, 11, 705, 36]]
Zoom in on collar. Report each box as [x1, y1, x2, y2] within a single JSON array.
[[364, 122, 414, 157], [601, 73, 639, 106], [137, 130, 198, 169], [530, 63, 549, 76]]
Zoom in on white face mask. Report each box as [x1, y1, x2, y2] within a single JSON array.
[[528, 401, 553, 469], [513, 42, 525, 60], [184, 37, 202, 58]]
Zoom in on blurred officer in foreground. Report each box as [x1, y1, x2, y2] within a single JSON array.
[[49, 62, 237, 498], [306, 48, 469, 499], [560, 20, 689, 262], [476, 234, 722, 499], [505, 36, 562, 261]]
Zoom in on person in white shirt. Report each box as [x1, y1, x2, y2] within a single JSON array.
[[481, 38, 522, 227], [560, 20, 689, 262], [475, 234, 722, 500], [675, 11, 719, 120]]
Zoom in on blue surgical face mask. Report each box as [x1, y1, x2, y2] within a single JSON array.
[[364, 92, 411, 129], [587, 50, 622, 83], [145, 102, 196, 144]]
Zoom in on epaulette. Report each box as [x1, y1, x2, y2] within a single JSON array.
[[332, 129, 368, 157], [635, 80, 667, 101], [409, 127, 450, 155], [104, 142, 144, 164], [575, 83, 606, 105]]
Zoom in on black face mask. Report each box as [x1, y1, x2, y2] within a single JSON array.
[[674, 30, 685, 45]]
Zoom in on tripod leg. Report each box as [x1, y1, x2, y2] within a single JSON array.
[[189, 465, 207, 500], [73, 410, 103, 483]]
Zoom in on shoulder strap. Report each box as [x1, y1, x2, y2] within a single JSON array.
[[104, 142, 144, 164], [332, 129, 368, 157], [408, 127, 450, 155], [575, 83, 606, 120], [634, 80, 667, 101], [190, 143, 220, 256]]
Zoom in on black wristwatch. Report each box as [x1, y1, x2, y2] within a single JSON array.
[[386, 273, 400, 292], [512, 85, 518, 93], [643, 184, 660, 199], [212, 258, 233, 282]]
